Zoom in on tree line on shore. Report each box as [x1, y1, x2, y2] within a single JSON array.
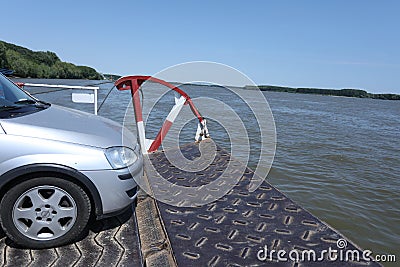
[[0, 40, 102, 80], [1, 40, 398, 100], [245, 85, 400, 100]]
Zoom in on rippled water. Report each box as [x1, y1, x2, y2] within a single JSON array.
[[14, 79, 399, 264], [266, 92, 399, 262]]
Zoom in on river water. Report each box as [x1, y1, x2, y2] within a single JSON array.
[[14, 78, 399, 264]]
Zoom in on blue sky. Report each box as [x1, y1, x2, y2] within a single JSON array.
[[2, 0, 400, 93]]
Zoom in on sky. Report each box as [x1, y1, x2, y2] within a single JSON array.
[[2, 0, 400, 93]]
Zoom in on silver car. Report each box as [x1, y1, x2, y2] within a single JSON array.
[[0, 73, 142, 248]]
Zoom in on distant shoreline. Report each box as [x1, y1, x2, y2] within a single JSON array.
[[177, 82, 400, 101], [8, 75, 399, 100], [244, 85, 400, 100], [9, 76, 400, 101]]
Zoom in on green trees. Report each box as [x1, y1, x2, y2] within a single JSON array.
[[0, 40, 102, 80], [255, 85, 398, 100], [103, 74, 121, 81], [0, 42, 8, 68]]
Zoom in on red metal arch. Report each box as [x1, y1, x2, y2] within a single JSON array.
[[115, 76, 207, 153], [115, 76, 203, 122]]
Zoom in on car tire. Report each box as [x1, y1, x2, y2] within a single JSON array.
[[0, 177, 91, 248]]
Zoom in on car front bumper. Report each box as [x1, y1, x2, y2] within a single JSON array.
[[81, 162, 143, 216]]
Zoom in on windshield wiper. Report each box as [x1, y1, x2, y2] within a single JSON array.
[[14, 99, 50, 108], [14, 99, 38, 105]]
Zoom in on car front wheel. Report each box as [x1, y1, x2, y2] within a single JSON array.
[[0, 177, 91, 248]]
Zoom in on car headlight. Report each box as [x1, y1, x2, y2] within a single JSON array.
[[105, 146, 138, 169]]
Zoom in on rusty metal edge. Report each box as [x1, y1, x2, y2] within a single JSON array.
[[135, 172, 177, 267]]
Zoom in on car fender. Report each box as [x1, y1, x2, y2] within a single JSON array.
[[0, 164, 103, 217]]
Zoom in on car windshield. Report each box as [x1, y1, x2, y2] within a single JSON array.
[[0, 73, 37, 108]]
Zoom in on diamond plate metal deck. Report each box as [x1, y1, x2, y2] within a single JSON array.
[[0, 140, 383, 267], [143, 140, 381, 267], [0, 207, 142, 267]]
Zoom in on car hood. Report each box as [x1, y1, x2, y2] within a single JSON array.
[[0, 105, 137, 148]]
